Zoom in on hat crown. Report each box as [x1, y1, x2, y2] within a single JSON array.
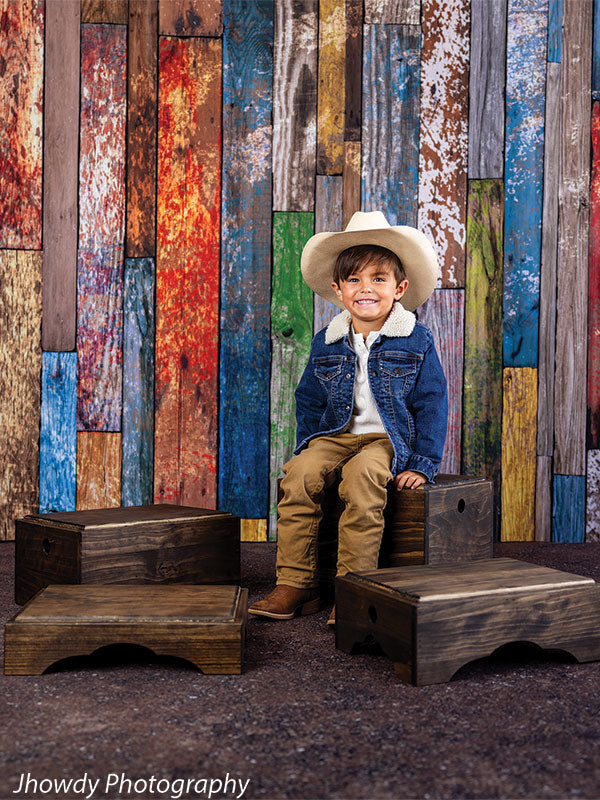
[[345, 210, 391, 232]]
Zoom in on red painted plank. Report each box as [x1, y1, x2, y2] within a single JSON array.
[[154, 37, 221, 507]]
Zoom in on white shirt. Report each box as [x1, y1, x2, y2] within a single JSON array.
[[348, 327, 386, 435]]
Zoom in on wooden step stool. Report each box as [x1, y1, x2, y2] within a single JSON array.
[[4, 584, 248, 675], [335, 558, 600, 686]]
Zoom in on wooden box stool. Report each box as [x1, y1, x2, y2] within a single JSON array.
[[5, 585, 248, 675], [15, 505, 241, 605], [335, 558, 600, 686]]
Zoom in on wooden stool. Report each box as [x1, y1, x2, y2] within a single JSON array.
[[335, 558, 600, 686], [5, 584, 248, 675]]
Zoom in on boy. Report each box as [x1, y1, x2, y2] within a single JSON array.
[[249, 211, 448, 625]]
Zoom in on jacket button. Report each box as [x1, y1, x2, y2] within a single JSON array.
[[371, 370, 378, 377], [345, 373, 351, 379], [345, 405, 350, 410]]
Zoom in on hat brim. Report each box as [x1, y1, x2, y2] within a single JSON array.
[[300, 225, 439, 312]]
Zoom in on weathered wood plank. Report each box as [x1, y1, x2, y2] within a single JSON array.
[[0, 0, 43, 249], [42, 0, 79, 352], [552, 474, 586, 543], [76, 433, 122, 511], [594, 0, 600, 98], [342, 140, 361, 227], [468, 0, 507, 179], [0, 251, 42, 540], [537, 63, 561, 457], [270, 212, 314, 539], [219, 0, 273, 520], [362, 24, 420, 226], [364, 0, 419, 24], [501, 368, 537, 541], [126, 0, 158, 259], [418, 0, 469, 288], [535, 455, 552, 541], [548, 0, 563, 63], [273, 0, 318, 212], [463, 179, 503, 534], [503, 0, 548, 367], [590, 102, 600, 448], [241, 519, 268, 542], [314, 175, 343, 332], [82, 0, 128, 24], [344, 0, 362, 142], [122, 258, 155, 507], [554, 0, 593, 476], [415, 290, 463, 475], [317, 0, 345, 175], [77, 24, 127, 432], [586, 450, 600, 541], [39, 352, 77, 515], [159, 0, 223, 36], [155, 37, 221, 507]]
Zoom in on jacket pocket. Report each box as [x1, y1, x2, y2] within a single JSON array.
[[313, 355, 344, 382], [378, 353, 418, 378]]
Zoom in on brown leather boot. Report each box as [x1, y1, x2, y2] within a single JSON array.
[[327, 604, 336, 627], [248, 584, 321, 620]]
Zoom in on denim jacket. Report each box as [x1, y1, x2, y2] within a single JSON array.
[[294, 301, 448, 482]]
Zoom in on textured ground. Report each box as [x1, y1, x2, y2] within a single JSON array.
[[1, 541, 600, 800]]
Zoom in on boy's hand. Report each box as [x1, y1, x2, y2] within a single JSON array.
[[394, 470, 427, 490]]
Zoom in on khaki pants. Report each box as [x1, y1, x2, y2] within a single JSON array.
[[276, 432, 394, 589]]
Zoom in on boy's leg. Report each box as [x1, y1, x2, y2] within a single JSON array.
[[336, 434, 394, 577]]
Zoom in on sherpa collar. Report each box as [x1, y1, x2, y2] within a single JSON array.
[[324, 301, 416, 344]]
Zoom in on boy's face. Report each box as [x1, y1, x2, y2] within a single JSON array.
[[331, 260, 409, 334]]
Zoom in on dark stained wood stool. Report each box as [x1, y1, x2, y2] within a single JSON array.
[[335, 558, 600, 686], [5, 584, 248, 676]]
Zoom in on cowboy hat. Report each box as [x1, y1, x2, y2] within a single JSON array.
[[300, 210, 439, 312]]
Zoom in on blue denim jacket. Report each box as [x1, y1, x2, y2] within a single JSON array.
[[294, 301, 448, 482]]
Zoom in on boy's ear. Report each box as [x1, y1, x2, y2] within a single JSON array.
[[395, 278, 409, 300], [331, 281, 342, 299]]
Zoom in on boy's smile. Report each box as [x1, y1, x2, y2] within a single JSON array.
[[331, 262, 409, 336]]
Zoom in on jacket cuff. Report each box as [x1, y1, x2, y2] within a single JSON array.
[[404, 453, 438, 483]]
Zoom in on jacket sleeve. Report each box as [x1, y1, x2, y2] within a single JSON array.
[[403, 333, 448, 482], [294, 343, 328, 450]]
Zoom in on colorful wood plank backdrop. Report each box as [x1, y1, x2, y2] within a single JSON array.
[[0, 0, 598, 544]]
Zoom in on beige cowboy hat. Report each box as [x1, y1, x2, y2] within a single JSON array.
[[300, 210, 439, 312]]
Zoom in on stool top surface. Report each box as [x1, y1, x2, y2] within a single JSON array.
[[349, 558, 596, 603], [20, 504, 232, 529], [12, 585, 245, 624]]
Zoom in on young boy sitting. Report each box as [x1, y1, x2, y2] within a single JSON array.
[[249, 210, 448, 625]]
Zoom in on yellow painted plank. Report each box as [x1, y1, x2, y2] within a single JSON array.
[[317, 0, 345, 174], [241, 519, 267, 542]]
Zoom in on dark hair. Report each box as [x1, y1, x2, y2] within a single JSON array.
[[333, 244, 406, 286]]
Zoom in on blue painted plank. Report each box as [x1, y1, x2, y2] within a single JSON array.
[[39, 352, 77, 513], [122, 258, 155, 507], [503, 0, 548, 367], [362, 24, 420, 226], [314, 175, 342, 333], [594, 0, 600, 97], [548, 0, 563, 62], [552, 474, 586, 542], [219, 0, 273, 519]]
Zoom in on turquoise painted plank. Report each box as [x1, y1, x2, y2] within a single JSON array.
[[552, 474, 586, 542], [122, 258, 155, 507], [503, 0, 548, 367], [548, 0, 562, 62], [314, 175, 342, 333], [39, 352, 77, 513], [362, 24, 421, 226], [219, 0, 273, 519], [594, 0, 600, 98]]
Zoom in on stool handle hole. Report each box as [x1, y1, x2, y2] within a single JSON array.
[[457, 498, 466, 513], [42, 538, 54, 556], [368, 605, 377, 624]]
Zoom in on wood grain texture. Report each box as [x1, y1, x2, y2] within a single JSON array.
[[76, 433, 122, 511], [219, 0, 273, 520], [270, 213, 314, 538], [463, 180, 503, 534], [342, 140, 361, 227], [415, 290, 464, 475], [344, 0, 362, 142], [0, 251, 42, 540], [314, 175, 343, 332], [535, 455, 552, 541], [554, 0, 592, 476], [538, 63, 561, 457], [317, 0, 345, 174], [418, 0, 469, 287], [0, 0, 43, 249], [159, 0, 223, 36], [468, 0, 507, 179], [586, 450, 600, 542], [501, 368, 537, 541], [590, 102, 600, 448], [77, 24, 127, 432], [122, 258, 155, 507], [42, 0, 79, 352], [364, 0, 419, 23], [126, 0, 157, 259], [273, 0, 318, 212], [548, 0, 563, 62], [503, 0, 548, 367], [594, 0, 600, 97], [82, 0, 128, 23], [241, 519, 268, 542], [39, 352, 77, 515], [155, 37, 221, 507], [553, 474, 586, 543], [362, 24, 420, 226]]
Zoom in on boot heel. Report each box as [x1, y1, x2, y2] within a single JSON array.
[[299, 597, 321, 616]]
